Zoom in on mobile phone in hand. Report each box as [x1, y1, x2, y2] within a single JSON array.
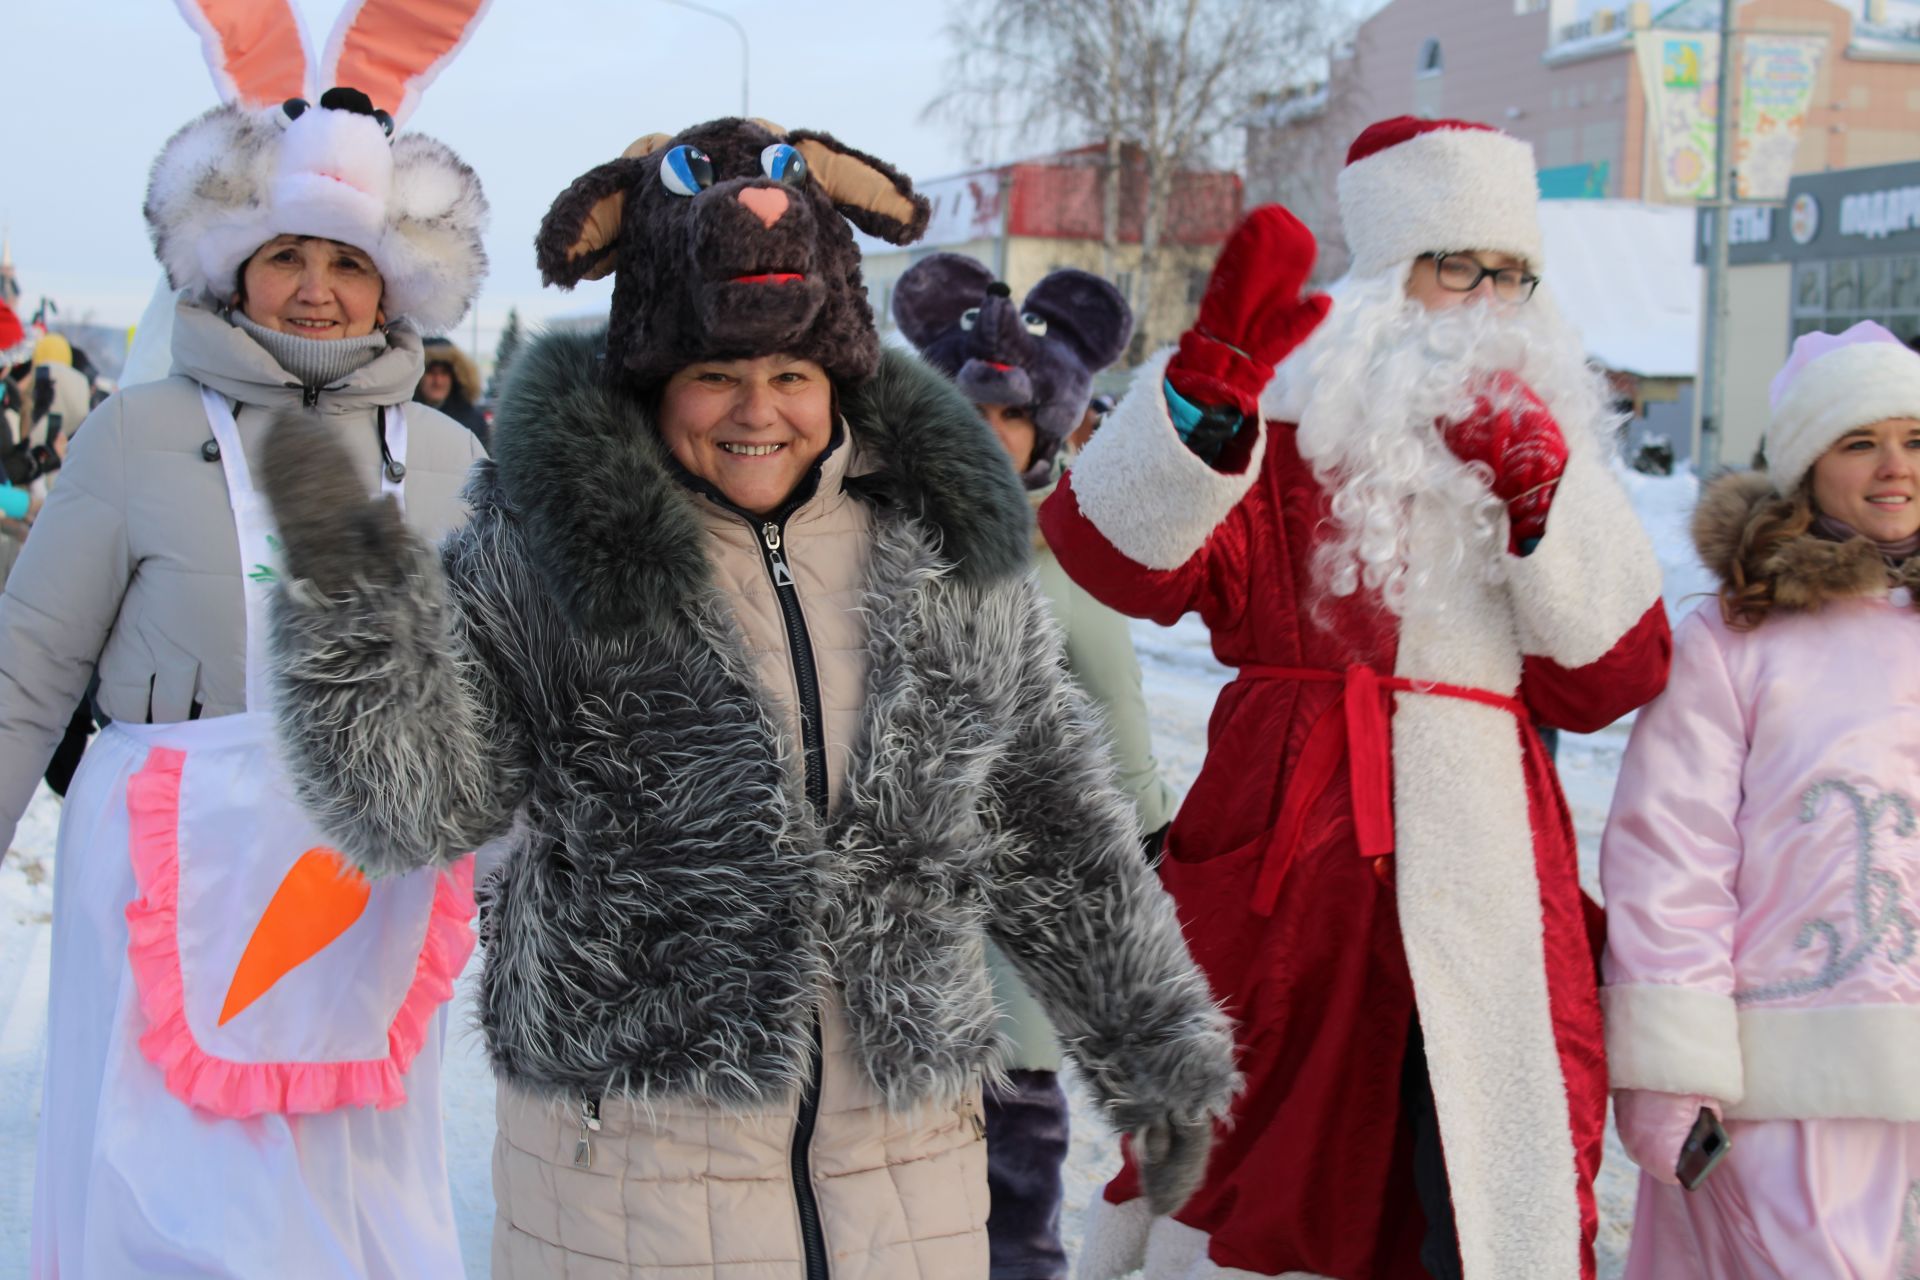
[[1676, 1106, 1731, 1191]]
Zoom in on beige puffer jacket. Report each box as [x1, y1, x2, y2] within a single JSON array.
[[0, 293, 483, 849], [490, 431, 993, 1278]]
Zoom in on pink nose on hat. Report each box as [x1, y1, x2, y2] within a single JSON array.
[[737, 186, 789, 229]]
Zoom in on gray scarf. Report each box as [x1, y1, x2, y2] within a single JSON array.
[[232, 311, 389, 392]]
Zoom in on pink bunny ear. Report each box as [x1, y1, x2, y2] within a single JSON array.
[[173, 0, 313, 108], [319, 0, 493, 129]]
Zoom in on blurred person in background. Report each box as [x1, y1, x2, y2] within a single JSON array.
[[414, 334, 488, 445]]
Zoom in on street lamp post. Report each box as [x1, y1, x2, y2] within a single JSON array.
[[659, 0, 749, 118], [1698, 0, 1738, 473]]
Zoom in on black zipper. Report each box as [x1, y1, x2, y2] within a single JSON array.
[[746, 509, 830, 1280]]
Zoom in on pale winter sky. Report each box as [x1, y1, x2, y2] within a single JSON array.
[[8, 0, 985, 363]]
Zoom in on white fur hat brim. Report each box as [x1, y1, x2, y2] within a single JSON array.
[[144, 103, 487, 334], [1767, 341, 1920, 491], [1338, 128, 1544, 277]]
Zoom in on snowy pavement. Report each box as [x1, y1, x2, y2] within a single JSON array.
[[0, 469, 1709, 1278]]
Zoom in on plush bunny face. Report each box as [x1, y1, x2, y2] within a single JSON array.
[[892, 254, 1133, 445], [539, 118, 930, 389]]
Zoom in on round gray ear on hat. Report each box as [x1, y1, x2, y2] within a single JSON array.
[[892, 253, 995, 349], [1022, 269, 1134, 371]]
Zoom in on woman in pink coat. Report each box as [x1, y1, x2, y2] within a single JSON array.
[[1602, 320, 1920, 1279]]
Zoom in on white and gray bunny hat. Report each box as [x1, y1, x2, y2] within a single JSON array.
[[143, 0, 492, 335]]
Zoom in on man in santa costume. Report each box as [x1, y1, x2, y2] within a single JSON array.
[[1047, 117, 1672, 1280]]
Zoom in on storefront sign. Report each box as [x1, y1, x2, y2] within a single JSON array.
[[1790, 191, 1820, 245], [1838, 184, 1920, 240]]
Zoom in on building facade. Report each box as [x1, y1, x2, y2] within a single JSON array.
[[1250, 0, 1920, 280], [1702, 158, 1920, 464]]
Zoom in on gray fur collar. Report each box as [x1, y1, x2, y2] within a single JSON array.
[[485, 329, 1031, 631], [1694, 470, 1920, 614]]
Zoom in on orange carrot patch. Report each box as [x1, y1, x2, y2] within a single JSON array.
[[219, 848, 370, 1026]]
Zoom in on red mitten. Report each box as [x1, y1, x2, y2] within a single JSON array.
[[1168, 205, 1333, 419], [1439, 371, 1569, 549]]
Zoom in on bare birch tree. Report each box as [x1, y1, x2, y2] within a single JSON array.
[[928, 0, 1343, 349]]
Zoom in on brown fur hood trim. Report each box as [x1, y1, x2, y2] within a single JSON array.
[[1693, 469, 1920, 613]]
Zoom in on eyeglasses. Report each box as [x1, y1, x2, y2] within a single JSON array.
[[1425, 252, 1540, 303]]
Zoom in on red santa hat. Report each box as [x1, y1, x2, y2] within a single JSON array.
[[0, 299, 30, 366], [1337, 116, 1544, 280]]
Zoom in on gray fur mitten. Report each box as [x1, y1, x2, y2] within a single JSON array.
[[259, 411, 411, 593], [1136, 1114, 1215, 1215]]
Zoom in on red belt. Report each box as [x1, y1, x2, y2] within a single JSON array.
[[1238, 664, 1527, 916]]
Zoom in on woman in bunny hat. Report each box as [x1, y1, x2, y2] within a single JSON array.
[[0, 2, 492, 1275], [1602, 321, 1920, 1277]]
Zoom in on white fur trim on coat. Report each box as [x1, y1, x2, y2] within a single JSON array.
[[1506, 449, 1663, 667], [1338, 129, 1544, 278], [1731, 1004, 1920, 1121], [1602, 984, 1745, 1103], [1391, 498, 1577, 1279], [1074, 1195, 1333, 1280], [1767, 341, 1920, 492], [1067, 348, 1266, 571], [144, 103, 488, 334]]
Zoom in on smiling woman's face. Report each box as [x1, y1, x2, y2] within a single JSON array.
[[235, 235, 385, 339], [657, 355, 835, 516], [1810, 417, 1920, 542]]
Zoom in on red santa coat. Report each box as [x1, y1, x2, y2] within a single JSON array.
[[1042, 351, 1671, 1280]]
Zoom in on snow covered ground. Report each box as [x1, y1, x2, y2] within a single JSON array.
[[0, 469, 1710, 1278]]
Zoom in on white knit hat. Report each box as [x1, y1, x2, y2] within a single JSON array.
[[1337, 116, 1544, 279], [1766, 321, 1920, 492]]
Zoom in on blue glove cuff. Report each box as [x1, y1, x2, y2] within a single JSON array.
[[1165, 379, 1204, 442], [0, 482, 27, 522]]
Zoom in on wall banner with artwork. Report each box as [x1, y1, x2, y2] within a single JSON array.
[[1635, 30, 1826, 203]]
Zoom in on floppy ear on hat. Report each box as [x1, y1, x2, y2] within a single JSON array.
[[1023, 269, 1133, 371], [535, 133, 673, 287], [891, 253, 995, 349], [785, 128, 930, 245], [320, 0, 490, 130]]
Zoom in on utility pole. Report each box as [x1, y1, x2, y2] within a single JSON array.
[[660, 0, 749, 117], [1697, 0, 1737, 472]]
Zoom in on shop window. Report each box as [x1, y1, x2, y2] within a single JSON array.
[[1828, 260, 1860, 312], [1862, 257, 1892, 312], [1794, 262, 1826, 312], [1892, 256, 1920, 310], [1888, 314, 1920, 344]]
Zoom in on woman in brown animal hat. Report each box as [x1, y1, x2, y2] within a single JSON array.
[[255, 116, 1238, 1279]]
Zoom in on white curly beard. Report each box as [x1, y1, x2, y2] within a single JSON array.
[[1264, 268, 1616, 617]]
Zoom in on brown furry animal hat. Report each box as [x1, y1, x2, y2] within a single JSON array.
[[537, 117, 930, 389]]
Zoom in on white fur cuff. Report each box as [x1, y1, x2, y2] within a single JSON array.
[[1068, 348, 1265, 572], [1732, 1004, 1920, 1121], [1505, 450, 1663, 667], [1602, 984, 1745, 1102]]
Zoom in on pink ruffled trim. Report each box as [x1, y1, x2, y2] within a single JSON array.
[[123, 746, 478, 1118]]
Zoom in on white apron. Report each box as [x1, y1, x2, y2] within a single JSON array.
[[29, 390, 476, 1279]]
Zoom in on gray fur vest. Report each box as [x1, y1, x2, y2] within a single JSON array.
[[269, 330, 1233, 1131]]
